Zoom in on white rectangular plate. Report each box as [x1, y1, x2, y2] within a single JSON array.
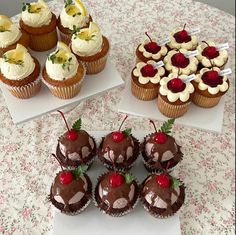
[[118, 80, 225, 133], [0, 49, 124, 124], [53, 131, 181, 235]]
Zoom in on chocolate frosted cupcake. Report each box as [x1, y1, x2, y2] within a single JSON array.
[[49, 156, 92, 215], [56, 110, 96, 168], [142, 119, 183, 172], [140, 172, 185, 218], [98, 115, 139, 171], [94, 171, 139, 216]]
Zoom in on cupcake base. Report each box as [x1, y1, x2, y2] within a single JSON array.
[[192, 92, 222, 108]]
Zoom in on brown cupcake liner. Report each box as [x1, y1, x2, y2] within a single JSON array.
[[131, 79, 159, 101], [192, 91, 222, 108], [59, 30, 71, 45], [157, 96, 190, 118], [1, 76, 41, 99]]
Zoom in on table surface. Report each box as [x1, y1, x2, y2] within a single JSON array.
[[0, 0, 235, 234]]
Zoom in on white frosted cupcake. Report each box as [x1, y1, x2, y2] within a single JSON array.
[[0, 44, 41, 99], [42, 41, 85, 99], [71, 22, 109, 74]]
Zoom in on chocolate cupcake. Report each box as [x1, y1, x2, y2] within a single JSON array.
[[56, 110, 96, 168], [142, 119, 183, 172], [98, 115, 139, 171], [94, 171, 139, 216], [140, 172, 185, 218], [49, 155, 92, 215]]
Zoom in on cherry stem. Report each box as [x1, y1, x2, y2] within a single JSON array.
[[107, 146, 117, 172], [149, 120, 158, 133], [118, 115, 128, 131], [57, 110, 70, 132], [145, 32, 152, 42], [52, 153, 64, 172], [183, 23, 186, 31], [202, 40, 210, 48], [178, 67, 180, 76]]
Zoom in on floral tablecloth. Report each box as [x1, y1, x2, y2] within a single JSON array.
[[0, 0, 235, 234]]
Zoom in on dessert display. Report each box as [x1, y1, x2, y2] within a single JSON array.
[[49, 154, 92, 215], [168, 24, 198, 50], [42, 41, 85, 99], [0, 15, 29, 56], [0, 44, 41, 98], [142, 119, 183, 172], [136, 32, 168, 63], [197, 41, 228, 69], [20, 0, 58, 51], [71, 22, 109, 74], [98, 115, 139, 171], [57, 0, 92, 45], [164, 49, 198, 75], [157, 72, 195, 118], [140, 172, 185, 218], [192, 67, 230, 108], [131, 60, 166, 100], [56, 110, 96, 168]]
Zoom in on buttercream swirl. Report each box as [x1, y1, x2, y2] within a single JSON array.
[[159, 73, 194, 102], [195, 67, 229, 95]]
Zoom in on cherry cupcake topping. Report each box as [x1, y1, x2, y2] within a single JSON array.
[[156, 173, 171, 188], [202, 41, 219, 60], [202, 70, 223, 87], [144, 32, 161, 54], [171, 51, 190, 68], [173, 24, 191, 43], [140, 64, 158, 77], [167, 77, 186, 93]]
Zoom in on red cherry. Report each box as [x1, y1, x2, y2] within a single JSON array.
[[59, 171, 74, 184], [207, 71, 219, 80], [175, 53, 185, 64], [167, 78, 186, 93], [112, 131, 125, 142], [156, 173, 171, 188], [202, 71, 223, 88], [202, 46, 219, 59], [154, 132, 167, 144], [179, 30, 188, 39], [144, 42, 161, 54], [109, 172, 124, 187], [174, 29, 191, 43], [141, 64, 157, 77], [171, 52, 190, 68], [66, 130, 78, 141]]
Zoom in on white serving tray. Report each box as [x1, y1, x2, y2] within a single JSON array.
[[0, 49, 124, 124], [53, 131, 181, 235], [118, 80, 225, 133]]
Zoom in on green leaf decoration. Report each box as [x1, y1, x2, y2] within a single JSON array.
[[124, 173, 134, 184], [72, 118, 82, 131], [72, 25, 80, 36], [171, 177, 181, 189], [73, 165, 88, 179], [64, 0, 73, 8], [160, 118, 175, 134], [122, 128, 132, 137]]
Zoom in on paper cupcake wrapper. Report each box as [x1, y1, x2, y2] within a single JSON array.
[[59, 30, 71, 45], [1, 77, 41, 99], [157, 96, 190, 118], [131, 79, 159, 101], [192, 92, 222, 108], [29, 29, 58, 52]]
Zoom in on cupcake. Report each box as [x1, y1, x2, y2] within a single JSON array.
[[136, 32, 168, 63], [71, 22, 109, 74], [0, 44, 41, 99], [142, 119, 183, 172], [168, 24, 198, 50], [0, 15, 29, 56], [164, 49, 198, 75], [131, 60, 166, 100], [42, 41, 85, 99], [57, 0, 92, 45], [157, 73, 195, 118], [192, 67, 230, 108], [98, 115, 139, 171], [197, 41, 228, 70], [49, 155, 92, 215], [20, 0, 58, 51], [94, 171, 139, 216], [140, 172, 185, 218], [55, 110, 96, 168]]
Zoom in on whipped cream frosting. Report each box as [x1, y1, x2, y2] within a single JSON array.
[[169, 27, 198, 50], [133, 61, 165, 85], [197, 41, 228, 67], [21, 0, 52, 27], [138, 40, 168, 60], [159, 73, 194, 102], [164, 49, 198, 75], [195, 67, 229, 95], [0, 44, 35, 80], [71, 22, 103, 57], [46, 41, 79, 81], [0, 15, 22, 48]]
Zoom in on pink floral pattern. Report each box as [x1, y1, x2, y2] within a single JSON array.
[[0, 0, 235, 234]]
